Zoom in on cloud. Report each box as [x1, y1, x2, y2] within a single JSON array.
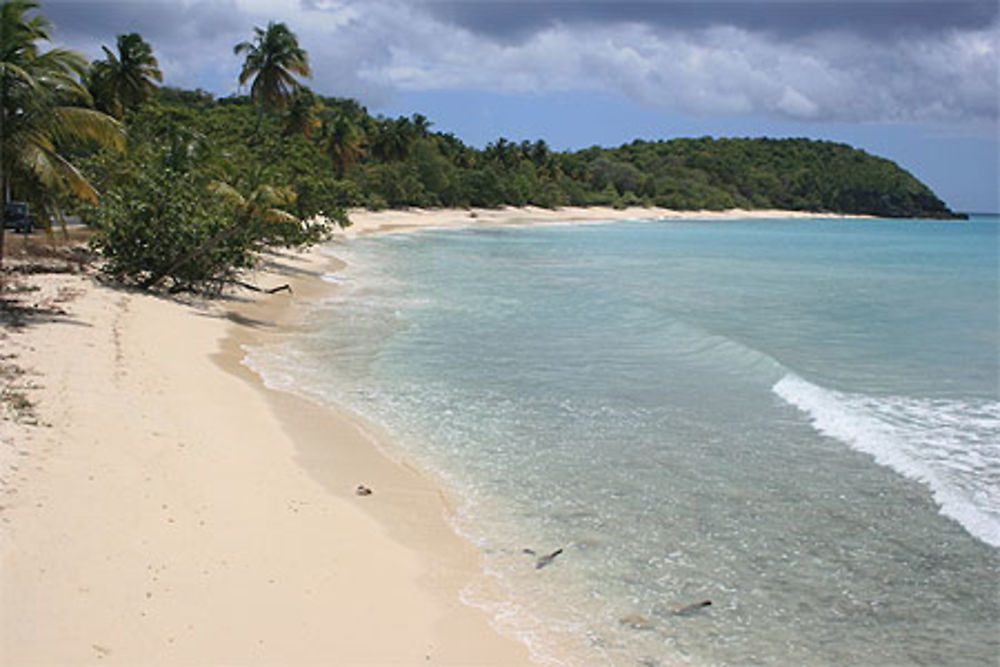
[[417, 0, 999, 42], [41, 0, 999, 123], [350, 6, 999, 123], [47, 0, 251, 92]]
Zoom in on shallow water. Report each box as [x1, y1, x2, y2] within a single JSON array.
[[247, 215, 999, 665]]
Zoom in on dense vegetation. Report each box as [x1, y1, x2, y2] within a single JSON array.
[[110, 88, 963, 218], [1, 2, 964, 293], [90, 87, 961, 221]]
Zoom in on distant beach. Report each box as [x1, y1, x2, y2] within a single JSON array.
[[340, 205, 874, 236]]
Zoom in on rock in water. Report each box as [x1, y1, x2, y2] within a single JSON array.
[[619, 614, 655, 630]]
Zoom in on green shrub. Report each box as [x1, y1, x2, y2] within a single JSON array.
[[92, 167, 329, 292]]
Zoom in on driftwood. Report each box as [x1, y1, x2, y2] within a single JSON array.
[[232, 280, 292, 294], [619, 614, 655, 630], [161, 279, 292, 296], [670, 600, 712, 616]]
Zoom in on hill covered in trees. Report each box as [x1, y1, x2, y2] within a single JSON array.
[[102, 87, 962, 221], [95, 83, 956, 218]]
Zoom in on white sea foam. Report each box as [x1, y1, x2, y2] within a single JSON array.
[[774, 374, 1000, 548]]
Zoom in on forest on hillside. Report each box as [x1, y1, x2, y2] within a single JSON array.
[[90, 86, 961, 221]]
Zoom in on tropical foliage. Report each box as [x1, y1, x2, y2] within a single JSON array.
[[145, 90, 954, 219], [0, 0, 123, 274], [84, 97, 332, 292], [88, 32, 163, 119]]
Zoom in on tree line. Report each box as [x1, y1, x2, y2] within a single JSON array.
[[1, 1, 964, 292]]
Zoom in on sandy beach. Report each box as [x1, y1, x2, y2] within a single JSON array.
[[339, 205, 870, 237], [0, 205, 870, 665], [0, 226, 532, 664]]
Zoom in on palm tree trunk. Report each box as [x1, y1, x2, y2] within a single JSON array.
[[0, 174, 7, 291], [1, 76, 6, 291], [253, 104, 264, 135], [0, 224, 6, 293]]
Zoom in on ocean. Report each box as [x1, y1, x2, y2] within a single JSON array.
[[246, 215, 999, 665]]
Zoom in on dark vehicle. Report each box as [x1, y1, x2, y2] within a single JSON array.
[[2, 201, 35, 233]]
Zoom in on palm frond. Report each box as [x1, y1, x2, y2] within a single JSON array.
[[250, 184, 296, 208], [260, 209, 300, 225], [50, 106, 125, 151], [2, 1, 121, 209], [18, 141, 99, 204], [234, 21, 311, 115], [0, 61, 39, 90], [207, 181, 246, 207]]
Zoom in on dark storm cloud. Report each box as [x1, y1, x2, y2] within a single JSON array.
[[40, 1, 307, 96], [44, 0, 245, 45], [418, 0, 998, 41], [32, 0, 1000, 123]]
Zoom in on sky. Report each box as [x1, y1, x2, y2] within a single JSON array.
[[40, 0, 999, 212]]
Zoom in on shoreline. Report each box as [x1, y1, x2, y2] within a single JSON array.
[[339, 205, 875, 236], [0, 205, 876, 664], [0, 243, 532, 663], [218, 247, 539, 662]]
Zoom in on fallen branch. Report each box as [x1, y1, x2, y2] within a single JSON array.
[[232, 280, 293, 294]]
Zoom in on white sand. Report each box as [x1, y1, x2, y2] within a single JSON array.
[[340, 205, 870, 236]]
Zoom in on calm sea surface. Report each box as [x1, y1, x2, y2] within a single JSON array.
[[247, 215, 999, 665]]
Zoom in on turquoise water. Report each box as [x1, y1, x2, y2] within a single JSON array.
[[248, 215, 999, 665]]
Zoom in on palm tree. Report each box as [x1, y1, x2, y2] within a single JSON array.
[[371, 116, 415, 162], [485, 138, 518, 169], [88, 32, 163, 119], [411, 113, 432, 137], [322, 114, 366, 178], [283, 86, 321, 138], [0, 0, 124, 277], [233, 21, 311, 132]]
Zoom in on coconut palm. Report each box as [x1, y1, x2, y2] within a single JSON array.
[[411, 113, 432, 137], [89, 32, 163, 119], [323, 114, 366, 178], [371, 116, 415, 163], [0, 0, 124, 276], [283, 86, 322, 138], [234, 21, 311, 132]]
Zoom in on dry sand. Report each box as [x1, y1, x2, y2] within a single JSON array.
[[0, 205, 870, 665], [339, 204, 870, 237]]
